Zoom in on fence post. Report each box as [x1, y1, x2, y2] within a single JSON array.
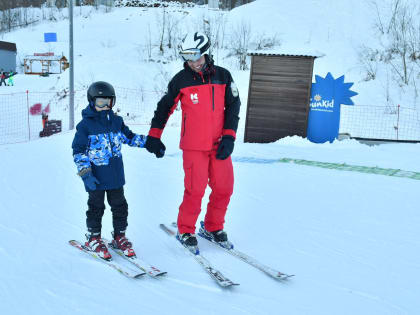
[[396, 104, 400, 140], [26, 90, 31, 141]]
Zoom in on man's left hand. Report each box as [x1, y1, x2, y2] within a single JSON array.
[[216, 136, 235, 160]]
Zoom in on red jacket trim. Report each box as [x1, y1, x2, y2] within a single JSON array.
[[148, 128, 163, 139], [222, 129, 236, 139]]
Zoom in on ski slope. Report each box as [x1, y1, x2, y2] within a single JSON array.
[[1, 127, 420, 315]]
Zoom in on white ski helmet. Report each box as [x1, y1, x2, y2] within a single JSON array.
[[179, 31, 210, 62]]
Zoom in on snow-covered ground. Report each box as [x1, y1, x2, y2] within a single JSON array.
[[1, 1, 420, 314], [1, 126, 420, 315]]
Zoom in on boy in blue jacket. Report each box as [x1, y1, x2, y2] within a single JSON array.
[[72, 81, 148, 260]]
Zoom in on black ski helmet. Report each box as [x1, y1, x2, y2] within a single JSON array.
[[87, 81, 116, 108]]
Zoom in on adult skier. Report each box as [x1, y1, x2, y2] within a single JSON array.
[[145, 31, 241, 253]]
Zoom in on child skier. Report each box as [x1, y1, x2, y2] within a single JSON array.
[[0, 70, 6, 86], [72, 81, 147, 260], [7, 71, 14, 86]]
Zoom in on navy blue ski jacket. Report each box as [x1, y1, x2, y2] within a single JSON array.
[[72, 105, 146, 191]]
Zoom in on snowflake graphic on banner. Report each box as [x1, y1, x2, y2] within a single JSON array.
[[307, 72, 358, 143]]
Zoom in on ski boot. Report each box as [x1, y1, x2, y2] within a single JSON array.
[[176, 232, 199, 255], [111, 231, 136, 257], [199, 222, 233, 249], [85, 232, 112, 260]]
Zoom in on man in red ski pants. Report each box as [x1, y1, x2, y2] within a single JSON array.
[[145, 31, 240, 253]]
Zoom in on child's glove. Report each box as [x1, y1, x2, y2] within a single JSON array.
[[216, 136, 235, 160], [145, 136, 166, 158], [79, 168, 100, 190]]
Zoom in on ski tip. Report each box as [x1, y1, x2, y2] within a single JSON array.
[[152, 271, 168, 277], [134, 272, 147, 278], [277, 273, 295, 280], [221, 281, 240, 288]]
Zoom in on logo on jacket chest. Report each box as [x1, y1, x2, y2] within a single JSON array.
[[190, 93, 199, 104]]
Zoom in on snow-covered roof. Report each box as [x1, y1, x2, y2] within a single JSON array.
[[0, 41, 17, 52], [24, 55, 66, 61], [248, 49, 325, 58]]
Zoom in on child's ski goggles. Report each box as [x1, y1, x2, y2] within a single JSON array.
[[95, 97, 112, 108], [180, 48, 202, 62]]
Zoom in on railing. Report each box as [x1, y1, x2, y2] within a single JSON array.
[[339, 104, 420, 141], [0, 86, 168, 145]]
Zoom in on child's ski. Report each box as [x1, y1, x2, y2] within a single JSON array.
[[159, 224, 239, 288], [68, 240, 145, 279], [103, 238, 167, 278]]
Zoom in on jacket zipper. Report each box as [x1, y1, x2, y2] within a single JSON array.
[[183, 114, 187, 137], [212, 86, 215, 111], [106, 114, 114, 157]]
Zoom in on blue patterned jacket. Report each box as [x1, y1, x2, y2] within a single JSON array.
[[72, 105, 146, 191]]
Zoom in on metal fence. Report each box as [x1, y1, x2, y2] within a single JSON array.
[[0, 86, 167, 145], [1, 88, 420, 145], [339, 104, 420, 141]]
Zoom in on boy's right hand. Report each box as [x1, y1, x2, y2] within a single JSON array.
[[145, 136, 166, 158], [81, 171, 100, 190]]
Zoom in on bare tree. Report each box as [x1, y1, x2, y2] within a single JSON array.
[[365, 0, 420, 86], [156, 8, 167, 54], [229, 20, 252, 70]]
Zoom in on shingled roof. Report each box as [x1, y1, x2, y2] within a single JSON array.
[[0, 41, 17, 52]]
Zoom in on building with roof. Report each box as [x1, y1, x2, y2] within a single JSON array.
[[0, 41, 17, 73], [245, 52, 322, 143]]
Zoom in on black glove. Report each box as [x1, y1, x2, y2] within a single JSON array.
[[216, 136, 235, 160], [145, 136, 166, 158]]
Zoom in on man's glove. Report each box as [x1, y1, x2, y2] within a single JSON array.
[[216, 136, 235, 160], [80, 169, 100, 191], [145, 136, 166, 158]]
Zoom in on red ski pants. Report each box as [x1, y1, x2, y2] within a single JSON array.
[[177, 149, 234, 234]]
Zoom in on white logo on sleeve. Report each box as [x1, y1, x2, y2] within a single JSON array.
[[231, 82, 239, 97], [191, 93, 199, 104]]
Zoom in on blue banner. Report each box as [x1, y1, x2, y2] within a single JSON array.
[[44, 33, 57, 42], [307, 73, 357, 143]]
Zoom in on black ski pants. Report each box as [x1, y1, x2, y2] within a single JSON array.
[[86, 187, 128, 235]]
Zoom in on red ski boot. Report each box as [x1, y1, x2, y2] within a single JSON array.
[[111, 232, 136, 257], [85, 232, 112, 260]]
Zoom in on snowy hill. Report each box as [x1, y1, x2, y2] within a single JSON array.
[[1, 1, 420, 314], [2, 127, 420, 315]]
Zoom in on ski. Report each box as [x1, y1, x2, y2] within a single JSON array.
[[159, 224, 239, 288], [197, 221, 294, 280], [68, 240, 145, 279], [103, 238, 167, 278]]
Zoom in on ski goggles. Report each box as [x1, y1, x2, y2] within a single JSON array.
[[95, 97, 112, 108], [179, 49, 202, 62]]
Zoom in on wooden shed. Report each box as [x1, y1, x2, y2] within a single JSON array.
[[24, 53, 69, 75], [0, 41, 17, 72], [244, 53, 317, 143]]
